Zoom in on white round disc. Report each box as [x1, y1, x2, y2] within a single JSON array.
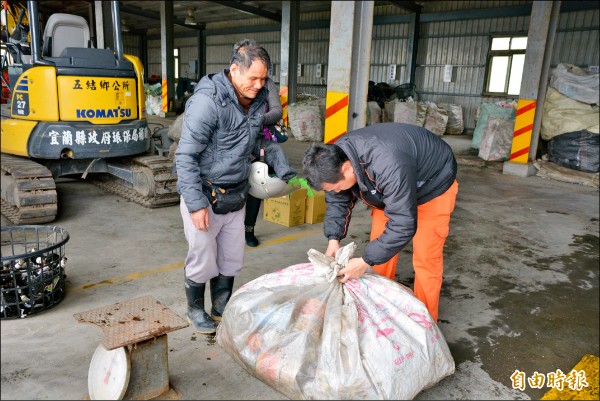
[[88, 344, 131, 400]]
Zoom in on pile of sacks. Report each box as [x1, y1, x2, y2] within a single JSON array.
[[370, 98, 464, 136], [541, 63, 599, 173]]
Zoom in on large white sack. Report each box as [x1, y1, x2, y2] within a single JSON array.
[[541, 87, 600, 140], [550, 63, 599, 105], [366, 101, 382, 126], [384, 99, 427, 126], [423, 102, 449, 136], [472, 103, 516, 149], [438, 103, 465, 135], [216, 243, 455, 400], [478, 116, 514, 161], [287, 99, 324, 142]]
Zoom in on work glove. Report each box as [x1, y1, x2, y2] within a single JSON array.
[[287, 177, 315, 196], [287, 176, 302, 190]]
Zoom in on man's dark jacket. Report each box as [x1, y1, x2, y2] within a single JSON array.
[[175, 70, 295, 213], [324, 122, 457, 266]]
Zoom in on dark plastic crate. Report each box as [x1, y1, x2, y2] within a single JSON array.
[[1, 226, 70, 319]]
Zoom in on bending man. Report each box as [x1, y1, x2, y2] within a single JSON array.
[[302, 122, 458, 322]]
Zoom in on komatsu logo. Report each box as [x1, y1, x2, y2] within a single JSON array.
[[76, 107, 132, 118]]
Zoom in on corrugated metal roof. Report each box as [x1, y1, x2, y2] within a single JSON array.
[[36, 1, 334, 34], [35, 1, 434, 34]]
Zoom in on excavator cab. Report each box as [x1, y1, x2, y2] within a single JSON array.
[[1, 0, 178, 225]]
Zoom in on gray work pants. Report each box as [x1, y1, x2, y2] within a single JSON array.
[[180, 196, 246, 284]]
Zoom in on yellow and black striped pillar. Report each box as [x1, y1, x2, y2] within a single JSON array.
[[161, 79, 169, 114], [503, 1, 560, 176], [279, 86, 289, 127], [509, 99, 537, 164], [323, 1, 372, 144], [324, 92, 349, 144]]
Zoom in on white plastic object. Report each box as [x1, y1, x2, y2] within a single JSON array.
[[248, 161, 293, 199], [88, 344, 130, 400]]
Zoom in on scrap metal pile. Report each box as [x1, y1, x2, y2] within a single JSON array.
[[1, 250, 67, 319]]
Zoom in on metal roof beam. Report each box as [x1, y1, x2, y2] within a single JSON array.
[[388, 1, 422, 14], [119, 4, 205, 30], [208, 1, 282, 22]]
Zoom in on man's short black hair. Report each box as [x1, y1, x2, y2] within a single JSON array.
[[230, 38, 271, 72], [302, 143, 348, 190]]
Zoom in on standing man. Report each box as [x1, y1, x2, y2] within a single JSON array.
[[302, 122, 458, 322], [176, 39, 295, 334]]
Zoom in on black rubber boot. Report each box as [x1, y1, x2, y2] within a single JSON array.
[[245, 226, 259, 247], [210, 274, 235, 321], [184, 276, 217, 334]]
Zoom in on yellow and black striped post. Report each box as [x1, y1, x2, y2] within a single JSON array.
[[161, 79, 168, 114], [323, 1, 372, 144], [509, 99, 537, 164], [279, 86, 289, 127], [502, 1, 559, 176], [324, 92, 349, 144]]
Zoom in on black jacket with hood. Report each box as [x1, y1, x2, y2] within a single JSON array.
[[323, 122, 457, 266]]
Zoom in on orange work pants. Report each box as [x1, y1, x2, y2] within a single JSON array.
[[369, 180, 458, 322]]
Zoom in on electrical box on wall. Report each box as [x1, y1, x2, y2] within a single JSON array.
[[297, 64, 303, 77], [443, 65, 453, 83], [316, 64, 322, 78], [388, 64, 397, 81]]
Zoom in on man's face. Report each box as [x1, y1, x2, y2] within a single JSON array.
[[321, 161, 357, 193], [230, 60, 268, 99]]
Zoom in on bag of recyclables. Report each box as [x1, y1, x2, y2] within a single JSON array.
[[216, 243, 455, 399]]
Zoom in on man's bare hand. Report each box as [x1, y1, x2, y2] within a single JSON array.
[[325, 239, 340, 258], [191, 208, 210, 231], [337, 257, 370, 283]]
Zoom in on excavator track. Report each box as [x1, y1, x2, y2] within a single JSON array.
[[1, 154, 58, 225], [91, 154, 179, 208]]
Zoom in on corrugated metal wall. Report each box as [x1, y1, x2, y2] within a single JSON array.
[[137, 1, 599, 130], [297, 6, 330, 96], [418, 8, 599, 130], [416, 14, 531, 130], [554, 9, 600, 67], [187, 27, 331, 98], [123, 35, 142, 60], [371, 23, 410, 84], [205, 31, 281, 76]]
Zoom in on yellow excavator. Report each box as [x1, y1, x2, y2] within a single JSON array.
[[1, 0, 179, 225]]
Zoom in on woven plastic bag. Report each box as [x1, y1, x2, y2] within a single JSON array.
[[550, 63, 599, 105], [438, 103, 464, 135], [548, 130, 599, 173], [423, 102, 449, 136], [287, 99, 324, 142], [478, 116, 515, 161], [472, 102, 516, 149], [541, 87, 600, 140], [216, 243, 455, 400]]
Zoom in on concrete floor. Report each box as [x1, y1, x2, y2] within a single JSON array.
[[1, 128, 598, 400]]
